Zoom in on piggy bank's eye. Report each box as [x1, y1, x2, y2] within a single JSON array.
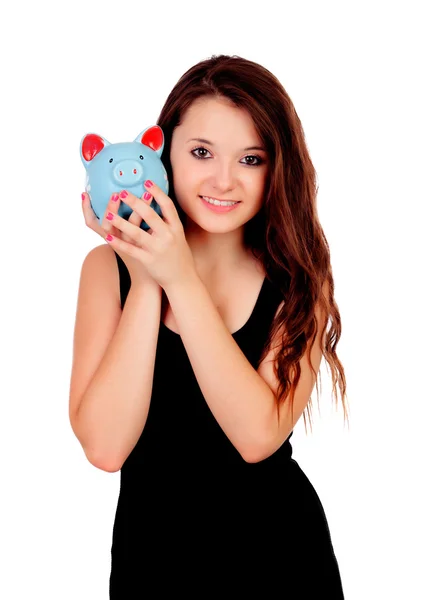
[[139, 155, 144, 160], [109, 158, 113, 163]]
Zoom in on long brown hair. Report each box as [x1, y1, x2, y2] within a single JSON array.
[[156, 54, 349, 434]]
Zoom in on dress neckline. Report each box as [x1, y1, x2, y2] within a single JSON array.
[[160, 276, 268, 339]]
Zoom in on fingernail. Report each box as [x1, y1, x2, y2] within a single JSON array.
[[81, 193, 86, 202], [111, 193, 119, 202], [106, 212, 114, 221], [120, 190, 128, 198], [145, 180, 153, 188], [143, 192, 152, 201]]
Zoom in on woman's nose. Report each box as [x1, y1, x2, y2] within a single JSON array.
[[211, 162, 236, 189]]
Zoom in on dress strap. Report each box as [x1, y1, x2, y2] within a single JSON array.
[[114, 251, 131, 309]]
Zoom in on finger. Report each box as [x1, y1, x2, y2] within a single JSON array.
[[102, 193, 122, 239], [108, 192, 150, 247], [143, 180, 180, 228], [105, 206, 151, 249], [127, 202, 149, 229], [82, 191, 112, 237], [104, 228, 148, 263], [124, 204, 150, 246], [119, 189, 165, 236]]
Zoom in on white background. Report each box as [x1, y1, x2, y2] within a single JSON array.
[[1, 0, 436, 598]]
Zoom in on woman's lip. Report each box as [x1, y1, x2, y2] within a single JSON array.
[[199, 195, 241, 202]]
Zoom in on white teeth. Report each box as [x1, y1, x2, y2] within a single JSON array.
[[202, 196, 238, 207]]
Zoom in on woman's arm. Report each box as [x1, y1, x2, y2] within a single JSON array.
[[70, 250, 162, 472], [163, 273, 278, 463]]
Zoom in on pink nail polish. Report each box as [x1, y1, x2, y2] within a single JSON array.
[[111, 193, 119, 202], [143, 192, 152, 201], [106, 212, 114, 220], [120, 190, 128, 198], [81, 193, 86, 202]]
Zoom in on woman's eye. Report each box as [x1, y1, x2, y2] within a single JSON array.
[[242, 155, 262, 166], [191, 147, 210, 159]]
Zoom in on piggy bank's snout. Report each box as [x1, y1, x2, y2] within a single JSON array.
[[113, 159, 144, 185]]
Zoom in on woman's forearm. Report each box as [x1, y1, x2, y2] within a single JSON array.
[[164, 273, 276, 463]]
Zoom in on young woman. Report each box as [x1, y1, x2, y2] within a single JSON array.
[[71, 54, 349, 597]]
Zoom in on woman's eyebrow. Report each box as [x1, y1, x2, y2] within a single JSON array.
[[186, 138, 266, 152]]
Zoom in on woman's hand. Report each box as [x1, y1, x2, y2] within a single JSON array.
[[101, 181, 197, 291], [81, 189, 158, 288]]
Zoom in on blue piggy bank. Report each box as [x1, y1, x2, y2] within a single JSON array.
[[80, 125, 169, 231]]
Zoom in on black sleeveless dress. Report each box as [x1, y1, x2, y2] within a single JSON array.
[[109, 252, 345, 598]]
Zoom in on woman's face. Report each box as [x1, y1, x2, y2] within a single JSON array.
[[169, 96, 269, 235]]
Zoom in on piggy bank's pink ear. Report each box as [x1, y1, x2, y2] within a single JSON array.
[[137, 126, 164, 153], [81, 134, 105, 162]]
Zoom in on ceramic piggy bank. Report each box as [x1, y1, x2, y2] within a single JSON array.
[[80, 125, 169, 231]]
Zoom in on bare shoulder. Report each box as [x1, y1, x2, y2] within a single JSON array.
[[83, 243, 121, 305]]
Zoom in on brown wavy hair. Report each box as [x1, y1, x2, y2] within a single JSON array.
[[156, 54, 350, 434]]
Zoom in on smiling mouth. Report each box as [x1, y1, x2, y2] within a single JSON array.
[[199, 195, 241, 203]]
